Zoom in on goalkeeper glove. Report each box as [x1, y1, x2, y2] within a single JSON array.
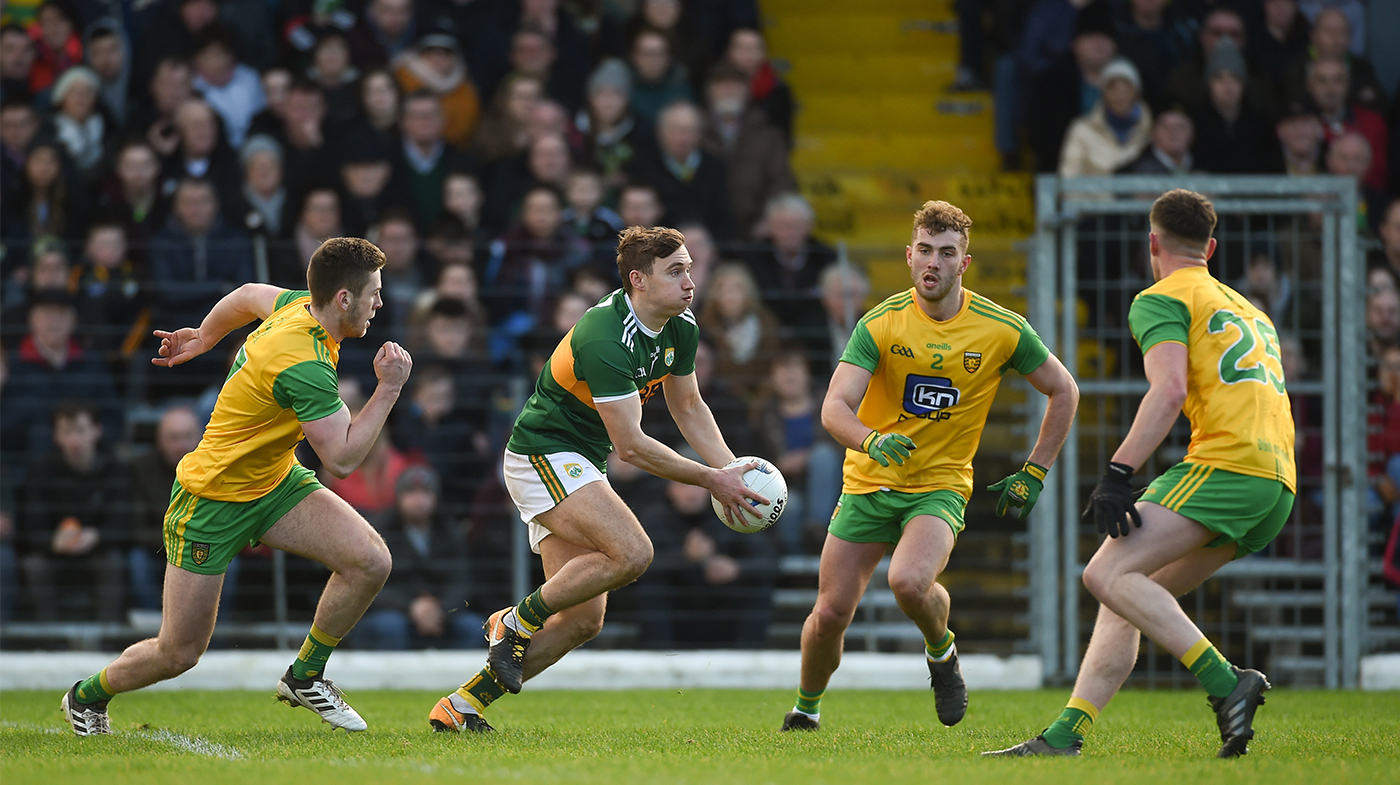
[[861, 430, 916, 467], [1083, 462, 1143, 537], [987, 461, 1048, 519]]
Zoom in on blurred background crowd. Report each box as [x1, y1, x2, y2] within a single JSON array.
[[0, 0, 1395, 651]]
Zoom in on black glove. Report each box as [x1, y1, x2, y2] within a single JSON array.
[[1083, 462, 1142, 538]]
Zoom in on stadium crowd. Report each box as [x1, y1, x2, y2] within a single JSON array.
[[1, 0, 1397, 645]]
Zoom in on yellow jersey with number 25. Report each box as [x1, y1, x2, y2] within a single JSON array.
[[1128, 266, 1296, 492]]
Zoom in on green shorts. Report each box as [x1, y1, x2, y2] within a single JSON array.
[[163, 463, 325, 574], [828, 489, 967, 544], [1141, 462, 1295, 557]]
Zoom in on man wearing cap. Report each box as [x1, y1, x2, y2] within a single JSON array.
[[1189, 38, 1275, 174], [1058, 57, 1152, 177], [393, 32, 479, 149], [357, 464, 483, 650]]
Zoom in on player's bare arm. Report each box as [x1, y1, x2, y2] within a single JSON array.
[[660, 371, 736, 469], [152, 283, 283, 367], [302, 342, 412, 477], [1110, 341, 1188, 470], [820, 361, 877, 448], [1022, 353, 1080, 468], [595, 392, 765, 526]]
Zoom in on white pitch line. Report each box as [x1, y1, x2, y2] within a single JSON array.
[[135, 728, 246, 760]]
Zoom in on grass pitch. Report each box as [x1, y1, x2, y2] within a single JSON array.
[[2, 687, 1397, 785]]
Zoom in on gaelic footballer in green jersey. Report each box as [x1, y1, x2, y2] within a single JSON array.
[[429, 226, 765, 733]]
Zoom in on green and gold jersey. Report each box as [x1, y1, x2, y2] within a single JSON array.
[[1129, 266, 1296, 491], [507, 289, 699, 470], [176, 289, 344, 502], [839, 287, 1049, 498]]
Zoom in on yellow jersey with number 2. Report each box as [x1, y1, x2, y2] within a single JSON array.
[[1128, 266, 1296, 492]]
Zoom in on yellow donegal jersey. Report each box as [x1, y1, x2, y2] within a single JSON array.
[[839, 288, 1049, 498], [1128, 266, 1296, 491], [176, 290, 345, 502]]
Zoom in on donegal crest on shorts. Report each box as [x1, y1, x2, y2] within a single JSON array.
[[963, 351, 982, 373], [191, 542, 211, 565]]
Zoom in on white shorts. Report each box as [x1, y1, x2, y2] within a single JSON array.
[[502, 449, 608, 553]]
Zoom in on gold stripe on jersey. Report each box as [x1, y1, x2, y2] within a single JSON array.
[[547, 326, 598, 410]]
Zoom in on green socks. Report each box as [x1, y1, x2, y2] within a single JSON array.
[[1182, 637, 1239, 698], [74, 668, 115, 705], [793, 687, 824, 716], [515, 587, 555, 634], [455, 668, 508, 714], [926, 630, 955, 662], [1042, 697, 1099, 749], [292, 624, 341, 680]]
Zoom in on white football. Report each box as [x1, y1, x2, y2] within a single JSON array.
[[711, 456, 788, 533]]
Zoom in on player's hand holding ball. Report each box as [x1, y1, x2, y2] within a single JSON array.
[[710, 456, 787, 532], [987, 460, 1049, 519], [862, 430, 916, 466]]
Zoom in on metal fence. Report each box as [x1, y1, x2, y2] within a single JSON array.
[[1028, 174, 1388, 688]]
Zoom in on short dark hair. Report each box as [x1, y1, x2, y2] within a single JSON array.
[[616, 225, 685, 292], [53, 399, 97, 427], [1150, 188, 1216, 249], [427, 295, 468, 320], [306, 237, 385, 307], [912, 200, 972, 250]]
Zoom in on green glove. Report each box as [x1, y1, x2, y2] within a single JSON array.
[[987, 461, 1048, 519], [861, 430, 916, 467]]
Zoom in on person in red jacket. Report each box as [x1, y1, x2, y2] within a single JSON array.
[[27, 0, 81, 94]]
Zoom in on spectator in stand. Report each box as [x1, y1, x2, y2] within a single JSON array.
[[95, 141, 168, 254], [395, 91, 475, 229], [724, 27, 792, 144], [337, 126, 410, 238], [509, 0, 592, 113], [423, 214, 476, 272], [307, 32, 359, 129], [272, 78, 334, 196], [391, 361, 491, 515], [1118, 109, 1194, 174], [45, 66, 114, 183], [129, 58, 195, 162], [1250, 0, 1310, 99], [7, 136, 86, 242], [135, 0, 226, 86], [1372, 201, 1400, 279], [1, 24, 36, 99], [18, 401, 128, 622], [357, 67, 403, 141], [0, 290, 120, 466], [471, 73, 542, 164], [246, 65, 290, 140], [507, 27, 570, 115], [698, 262, 784, 400], [346, 0, 419, 69], [628, 28, 693, 124], [126, 405, 203, 612], [2, 240, 71, 343], [27, 0, 82, 95], [1058, 57, 1152, 177], [233, 134, 290, 241], [563, 167, 624, 263], [620, 0, 711, 89], [1111, 0, 1194, 112], [269, 187, 340, 289], [1370, 345, 1400, 526], [442, 170, 484, 240], [483, 131, 572, 233], [481, 186, 589, 336], [1305, 57, 1389, 193], [148, 177, 253, 397], [325, 429, 413, 526], [1286, 8, 1385, 113], [162, 98, 243, 215], [356, 465, 484, 650], [83, 19, 131, 127], [71, 221, 147, 371], [577, 58, 646, 193], [629, 101, 730, 237], [809, 262, 871, 379], [394, 33, 479, 151], [1368, 286, 1400, 358], [744, 192, 837, 331], [189, 26, 265, 149], [0, 95, 39, 213], [702, 61, 793, 241], [1164, 7, 1278, 119], [1028, 8, 1118, 172], [1190, 39, 1276, 174], [618, 182, 664, 229], [632, 460, 779, 648], [1324, 132, 1388, 237], [369, 209, 426, 338], [524, 98, 581, 152], [748, 348, 843, 556], [1273, 100, 1325, 175]]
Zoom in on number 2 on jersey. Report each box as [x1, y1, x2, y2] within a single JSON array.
[[1208, 310, 1285, 392]]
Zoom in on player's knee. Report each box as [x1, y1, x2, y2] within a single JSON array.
[[352, 540, 392, 588], [808, 602, 853, 639], [887, 575, 930, 608], [560, 606, 606, 644], [1081, 559, 1115, 601], [615, 537, 654, 583], [159, 639, 206, 676]]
